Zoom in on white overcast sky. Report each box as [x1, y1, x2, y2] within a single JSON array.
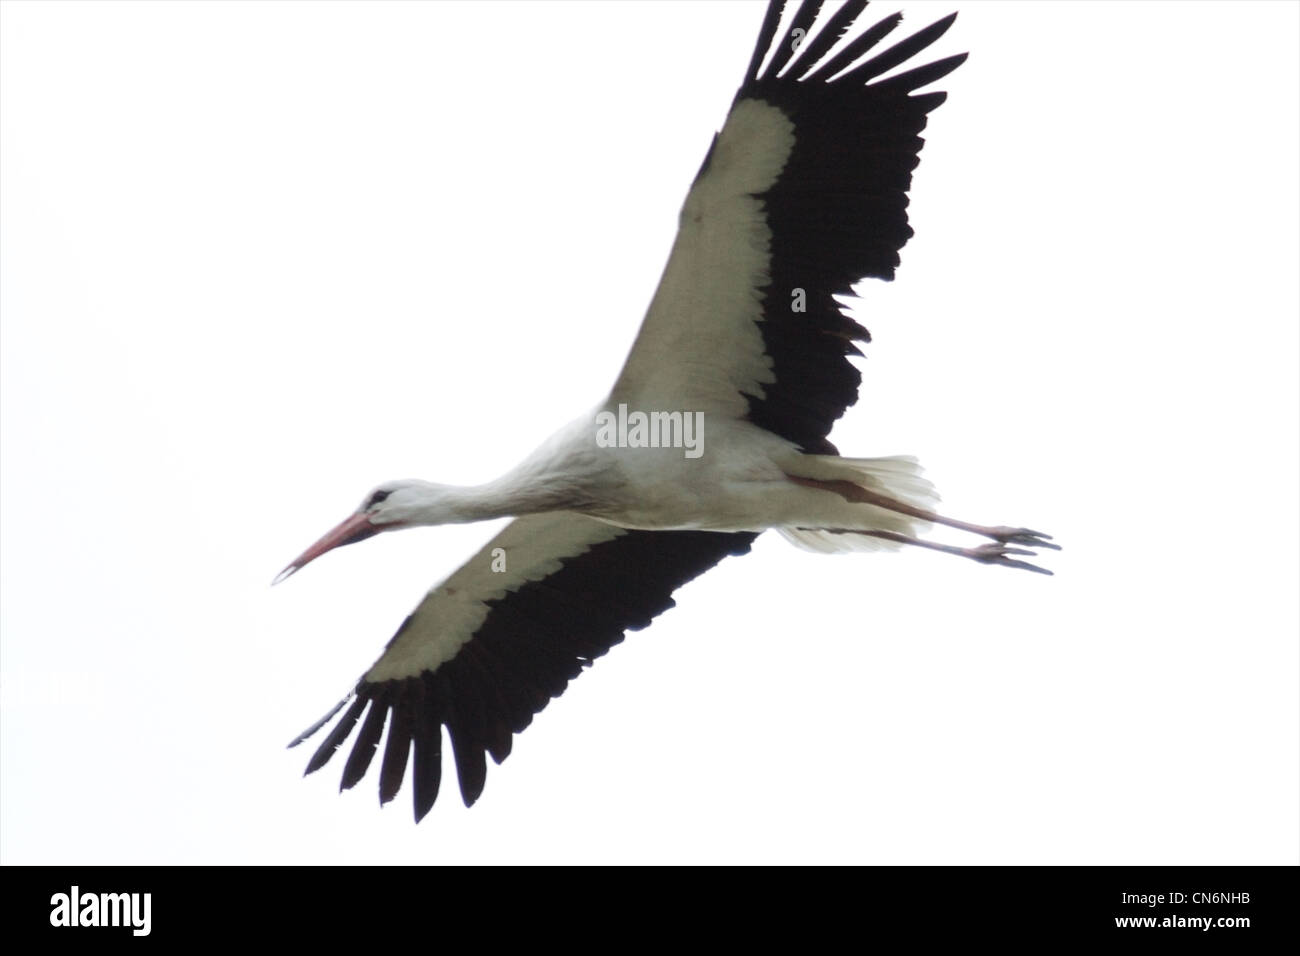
[[2, 1, 1297, 865]]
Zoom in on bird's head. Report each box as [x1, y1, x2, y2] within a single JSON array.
[[273, 479, 450, 585]]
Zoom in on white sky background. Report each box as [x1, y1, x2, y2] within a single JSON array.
[[2, 1, 1297, 865]]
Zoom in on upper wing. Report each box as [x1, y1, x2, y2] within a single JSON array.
[[610, 0, 965, 454], [292, 513, 756, 819]]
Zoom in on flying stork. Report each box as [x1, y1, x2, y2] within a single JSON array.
[[277, 0, 1057, 821]]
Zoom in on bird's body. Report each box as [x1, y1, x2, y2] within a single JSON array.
[[358, 414, 930, 536], [278, 0, 1057, 820]]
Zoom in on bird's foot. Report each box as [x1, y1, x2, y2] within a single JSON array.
[[984, 526, 1061, 551], [967, 542, 1054, 575]]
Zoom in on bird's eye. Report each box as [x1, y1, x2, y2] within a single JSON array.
[[368, 490, 392, 508]]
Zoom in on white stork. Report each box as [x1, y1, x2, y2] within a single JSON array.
[[278, 0, 1057, 821]]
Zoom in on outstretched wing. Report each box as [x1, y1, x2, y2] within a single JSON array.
[[610, 0, 965, 454], [293, 513, 756, 819]]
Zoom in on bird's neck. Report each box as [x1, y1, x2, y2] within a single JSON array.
[[407, 421, 613, 526], [412, 475, 587, 526]]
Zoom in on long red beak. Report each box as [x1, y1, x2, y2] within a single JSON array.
[[273, 511, 380, 585]]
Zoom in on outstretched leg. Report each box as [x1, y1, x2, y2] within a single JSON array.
[[786, 475, 1060, 552], [813, 528, 1054, 575]]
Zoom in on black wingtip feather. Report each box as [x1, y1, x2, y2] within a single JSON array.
[[411, 679, 441, 822], [340, 697, 388, 791], [450, 719, 489, 809], [447, 669, 490, 807], [744, 0, 788, 83], [303, 696, 366, 775], [288, 695, 350, 749], [378, 692, 413, 806], [870, 52, 968, 96]]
